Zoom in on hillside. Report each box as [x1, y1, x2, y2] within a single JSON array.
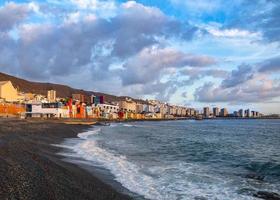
[[0, 72, 145, 103]]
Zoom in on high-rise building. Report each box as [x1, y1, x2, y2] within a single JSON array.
[[238, 109, 244, 117], [245, 109, 250, 118], [220, 108, 228, 117], [213, 107, 220, 117], [47, 90, 56, 102], [203, 107, 210, 118]]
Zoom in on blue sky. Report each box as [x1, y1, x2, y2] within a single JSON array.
[[0, 0, 280, 114]]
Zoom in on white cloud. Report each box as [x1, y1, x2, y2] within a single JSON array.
[[120, 46, 216, 85], [207, 28, 260, 38], [64, 11, 97, 24], [70, 0, 117, 18], [71, 0, 115, 9], [195, 71, 280, 103]]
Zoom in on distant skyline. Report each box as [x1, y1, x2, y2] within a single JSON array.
[[0, 0, 279, 114]]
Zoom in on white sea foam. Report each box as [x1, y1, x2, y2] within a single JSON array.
[[58, 127, 257, 200], [77, 128, 101, 139], [122, 124, 134, 127]]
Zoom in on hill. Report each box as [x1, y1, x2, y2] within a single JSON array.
[[0, 72, 145, 103]]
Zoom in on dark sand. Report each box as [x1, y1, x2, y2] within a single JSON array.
[[0, 118, 132, 200]]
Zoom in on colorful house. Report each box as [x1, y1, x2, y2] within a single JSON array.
[[0, 81, 22, 102]]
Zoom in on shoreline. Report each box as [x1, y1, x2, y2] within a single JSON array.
[[4, 115, 278, 124], [0, 118, 132, 200]]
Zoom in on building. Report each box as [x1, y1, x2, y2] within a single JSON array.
[[72, 94, 85, 103], [96, 104, 119, 114], [25, 102, 69, 118], [0, 81, 21, 102], [136, 103, 144, 113], [119, 99, 136, 113], [95, 103, 119, 119], [154, 103, 168, 115], [203, 107, 210, 118], [143, 104, 155, 113], [47, 90, 56, 102], [220, 108, 228, 117], [233, 111, 239, 117], [90, 95, 95, 104], [176, 107, 183, 116], [213, 107, 219, 117], [91, 95, 105, 105], [181, 108, 187, 116], [168, 106, 176, 115], [186, 108, 193, 117], [187, 108, 196, 117], [238, 109, 244, 117], [245, 109, 250, 118]]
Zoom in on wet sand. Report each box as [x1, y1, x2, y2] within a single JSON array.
[[0, 118, 132, 200]]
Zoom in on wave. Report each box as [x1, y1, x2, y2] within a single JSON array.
[[58, 128, 258, 200], [122, 124, 134, 127], [77, 128, 101, 139]]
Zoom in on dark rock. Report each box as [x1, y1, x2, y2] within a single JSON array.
[[254, 191, 280, 200], [194, 196, 208, 200]]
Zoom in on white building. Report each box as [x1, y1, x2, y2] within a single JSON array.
[[96, 104, 119, 113], [143, 104, 155, 113], [25, 103, 69, 118]]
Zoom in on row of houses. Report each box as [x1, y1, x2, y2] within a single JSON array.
[[0, 80, 196, 119], [24, 98, 197, 120]]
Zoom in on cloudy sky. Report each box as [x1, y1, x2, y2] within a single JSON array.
[[0, 0, 280, 113]]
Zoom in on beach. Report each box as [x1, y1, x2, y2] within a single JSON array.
[[0, 118, 131, 200]]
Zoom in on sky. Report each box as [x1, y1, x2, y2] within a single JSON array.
[[0, 0, 280, 114]]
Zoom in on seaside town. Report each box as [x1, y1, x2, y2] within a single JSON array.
[[0, 80, 268, 120]]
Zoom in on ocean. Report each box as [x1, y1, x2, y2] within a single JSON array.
[[58, 119, 280, 200]]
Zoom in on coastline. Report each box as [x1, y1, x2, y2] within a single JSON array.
[[1, 113, 279, 125], [0, 118, 132, 200]]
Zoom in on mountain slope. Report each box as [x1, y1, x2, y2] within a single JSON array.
[[0, 72, 145, 103]]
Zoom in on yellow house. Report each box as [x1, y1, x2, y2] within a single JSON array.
[[0, 81, 21, 102]]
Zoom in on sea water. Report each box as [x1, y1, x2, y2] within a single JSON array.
[[58, 120, 280, 200]]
